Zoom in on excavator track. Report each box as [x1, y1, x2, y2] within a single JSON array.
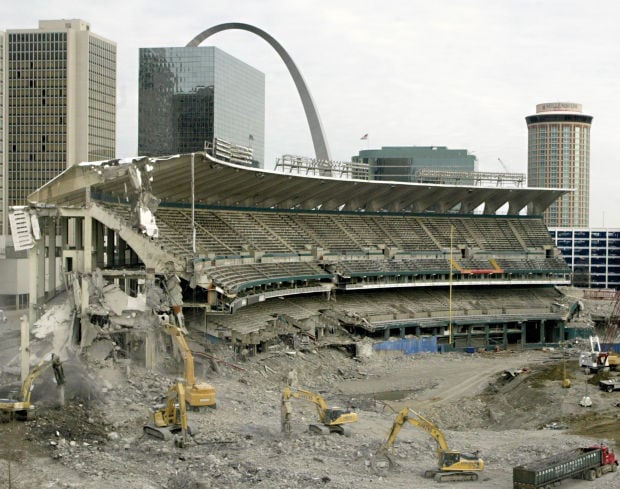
[[143, 424, 172, 441], [425, 470, 479, 483], [309, 424, 331, 435]]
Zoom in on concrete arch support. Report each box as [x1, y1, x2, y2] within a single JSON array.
[[187, 23, 331, 162]]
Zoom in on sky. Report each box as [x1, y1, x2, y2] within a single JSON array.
[[4, 0, 620, 226]]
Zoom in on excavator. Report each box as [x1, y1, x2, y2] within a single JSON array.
[[163, 323, 216, 410], [0, 355, 65, 421], [281, 386, 358, 436], [143, 382, 192, 447], [379, 407, 484, 483]]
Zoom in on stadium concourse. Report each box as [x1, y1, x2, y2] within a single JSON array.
[[22, 148, 576, 364]]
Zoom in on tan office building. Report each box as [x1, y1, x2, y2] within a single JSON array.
[[0, 19, 116, 308], [526, 102, 592, 227]]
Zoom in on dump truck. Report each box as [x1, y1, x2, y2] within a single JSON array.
[[513, 444, 618, 489]]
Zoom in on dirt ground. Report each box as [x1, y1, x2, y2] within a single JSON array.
[[1, 302, 620, 489]]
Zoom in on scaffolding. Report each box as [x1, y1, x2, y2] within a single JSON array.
[[415, 168, 526, 187], [275, 154, 369, 179]]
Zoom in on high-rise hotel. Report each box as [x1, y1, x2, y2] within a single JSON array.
[[526, 102, 592, 227]]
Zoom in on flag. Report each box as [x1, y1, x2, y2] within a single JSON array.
[[360, 133, 368, 140]]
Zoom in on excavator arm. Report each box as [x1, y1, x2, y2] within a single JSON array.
[[20, 360, 52, 404], [282, 386, 328, 421], [381, 407, 449, 456], [164, 323, 197, 386], [163, 323, 216, 409]]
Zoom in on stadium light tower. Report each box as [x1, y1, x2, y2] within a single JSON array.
[[449, 224, 454, 348]]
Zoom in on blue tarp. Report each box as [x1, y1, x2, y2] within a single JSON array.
[[374, 336, 438, 355], [602, 343, 620, 354]]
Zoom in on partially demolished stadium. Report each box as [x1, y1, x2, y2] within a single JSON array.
[[19, 149, 577, 363]]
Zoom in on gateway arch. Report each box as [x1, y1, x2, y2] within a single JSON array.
[[187, 23, 331, 163]]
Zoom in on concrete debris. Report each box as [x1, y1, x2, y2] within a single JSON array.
[[1, 292, 620, 488]]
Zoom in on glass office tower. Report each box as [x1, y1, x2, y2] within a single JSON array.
[[139, 46, 265, 167]]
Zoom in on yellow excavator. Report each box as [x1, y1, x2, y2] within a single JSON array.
[[0, 355, 65, 421], [281, 386, 358, 436], [379, 407, 484, 483], [164, 323, 216, 410], [143, 382, 191, 447]]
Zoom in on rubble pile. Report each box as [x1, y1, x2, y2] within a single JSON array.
[[2, 297, 620, 488]]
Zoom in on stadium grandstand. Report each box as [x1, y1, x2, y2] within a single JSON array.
[[23, 143, 576, 357]]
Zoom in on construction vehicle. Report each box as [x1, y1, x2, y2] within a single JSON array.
[[513, 444, 618, 488], [143, 382, 192, 447], [599, 378, 620, 392], [164, 323, 216, 409], [608, 353, 620, 371], [601, 292, 620, 370], [379, 407, 484, 483], [281, 386, 358, 436], [0, 356, 65, 421], [579, 335, 610, 372]]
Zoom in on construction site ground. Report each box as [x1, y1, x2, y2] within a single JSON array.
[[1, 304, 620, 488]]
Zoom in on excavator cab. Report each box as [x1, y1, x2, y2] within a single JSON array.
[[323, 407, 357, 426], [439, 449, 484, 471]]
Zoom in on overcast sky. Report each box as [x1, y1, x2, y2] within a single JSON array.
[[5, 1, 620, 226]]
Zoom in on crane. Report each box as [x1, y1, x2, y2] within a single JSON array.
[[498, 157, 510, 172], [164, 323, 216, 409], [379, 407, 484, 483], [281, 386, 358, 435]]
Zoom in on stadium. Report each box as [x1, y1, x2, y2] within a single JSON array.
[[23, 143, 576, 360]]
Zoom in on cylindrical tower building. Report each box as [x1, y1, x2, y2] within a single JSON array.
[[526, 102, 592, 227]]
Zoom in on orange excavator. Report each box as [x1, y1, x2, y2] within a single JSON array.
[[163, 324, 216, 410], [0, 355, 65, 421], [281, 386, 358, 435], [379, 407, 484, 483], [143, 382, 191, 447]]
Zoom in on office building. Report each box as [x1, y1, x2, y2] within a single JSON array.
[[139, 46, 265, 167], [352, 146, 477, 182], [526, 102, 592, 227], [0, 19, 116, 307], [2, 19, 116, 234], [549, 227, 620, 290]]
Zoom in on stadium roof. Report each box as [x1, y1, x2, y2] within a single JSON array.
[[28, 152, 568, 215]]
